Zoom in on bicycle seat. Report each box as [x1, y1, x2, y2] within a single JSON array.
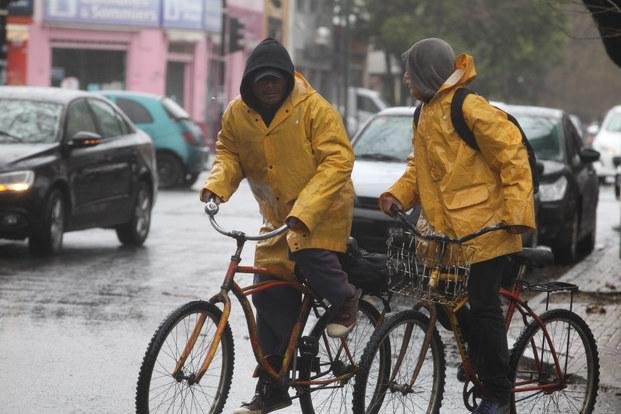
[[512, 247, 554, 268]]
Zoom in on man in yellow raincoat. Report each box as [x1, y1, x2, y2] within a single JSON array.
[[200, 38, 360, 414], [380, 38, 536, 414]]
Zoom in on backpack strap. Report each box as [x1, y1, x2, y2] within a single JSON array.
[[413, 102, 422, 128], [451, 87, 479, 150]]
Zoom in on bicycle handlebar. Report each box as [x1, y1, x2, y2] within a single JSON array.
[[389, 204, 507, 243], [204, 197, 288, 241]]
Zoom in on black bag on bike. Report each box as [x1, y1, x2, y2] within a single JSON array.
[[340, 238, 389, 295]]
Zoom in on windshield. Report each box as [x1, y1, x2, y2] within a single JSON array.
[[162, 97, 190, 120], [0, 99, 63, 144], [353, 114, 413, 162], [604, 112, 621, 133], [513, 114, 564, 162]]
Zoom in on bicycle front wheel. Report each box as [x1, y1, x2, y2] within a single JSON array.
[[298, 298, 384, 414], [510, 308, 599, 414], [135, 301, 234, 414], [353, 309, 446, 414]]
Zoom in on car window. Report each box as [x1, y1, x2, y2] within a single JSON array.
[[65, 99, 98, 141], [0, 98, 62, 144], [115, 98, 154, 124], [353, 115, 412, 162], [604, 112, 621, 132], [88, 99, 124, 139], [514, 114, 564, 162], [357, 95, 380, 113]]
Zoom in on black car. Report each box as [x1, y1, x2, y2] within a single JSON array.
[[501, 104, 600, 263], [0, 87, 157, 255]]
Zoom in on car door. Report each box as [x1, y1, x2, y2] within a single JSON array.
[[86, 98, 136, 226], [564, 116, 598, 237], [64, 98, 117, 228]]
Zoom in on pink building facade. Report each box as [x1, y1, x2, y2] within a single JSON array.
[[10, 0, 267, 132]]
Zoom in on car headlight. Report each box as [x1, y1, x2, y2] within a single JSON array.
[[539, 176, 567, 202], [0, 170, 35, 192]]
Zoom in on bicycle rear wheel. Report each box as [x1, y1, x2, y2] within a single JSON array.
[[352, 309, 445, 414], [298, 298, 385, 414], [510, 308, 599, 414], [135, 301, 234, 414]]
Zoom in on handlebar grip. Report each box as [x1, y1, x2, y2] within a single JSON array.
[[204, 195, 219, 216], [389, 203, 401, 217]]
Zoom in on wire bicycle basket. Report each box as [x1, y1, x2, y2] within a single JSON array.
[[386, 232, 476, 305]]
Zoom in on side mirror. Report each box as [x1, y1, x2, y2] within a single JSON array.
[[614, 156, 621, 168], [579, 148, 600, 163], [68, 131, 102, 148]]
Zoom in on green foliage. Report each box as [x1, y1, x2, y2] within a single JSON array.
[[354, 0, 569, 103]]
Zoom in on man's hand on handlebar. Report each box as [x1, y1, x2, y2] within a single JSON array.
[[286, 216, 309, 234], [379, 194, 402, 217], [200, 189, 222, 204]]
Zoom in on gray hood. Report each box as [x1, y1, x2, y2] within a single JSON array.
[[402, 38, 455, 102]]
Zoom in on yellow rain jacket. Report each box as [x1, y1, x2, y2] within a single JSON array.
[[383, 54, 536, 263], [204, 73, 355, 278]]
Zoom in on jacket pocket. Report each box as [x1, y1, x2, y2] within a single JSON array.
[[443, 184, 489, 210]]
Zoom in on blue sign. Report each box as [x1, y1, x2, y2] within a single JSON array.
[[203, 0, 223, 33], [44, 0, 160, 27], [163, 0, 203, 30]]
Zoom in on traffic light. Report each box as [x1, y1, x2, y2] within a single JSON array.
[[229, 17, 245, 53]]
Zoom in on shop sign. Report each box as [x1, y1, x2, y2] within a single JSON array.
[[203, 0, 223, 34], [162, 0, 203, 30], [44, 0, 160, 27]]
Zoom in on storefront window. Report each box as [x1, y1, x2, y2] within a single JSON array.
[[51, 48, 126, 91]]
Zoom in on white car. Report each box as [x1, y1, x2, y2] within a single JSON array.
[[350, 107, 419, 252], [592, 105, 621, 182]]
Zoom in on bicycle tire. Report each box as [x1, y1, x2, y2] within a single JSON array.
[[135, 301, 234, 414], [352, 309, 446, 414], [509, 308, 599, 414], [298, 298, 384, 414]]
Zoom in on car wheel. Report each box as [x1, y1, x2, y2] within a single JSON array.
[[553, 211, 579, 264], [156, 152, 183, 188], [116, 181, 152, 246], [578, 216, 596, 256], [29, 189, 65, 256]]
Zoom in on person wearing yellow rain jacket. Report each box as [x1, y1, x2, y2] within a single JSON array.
[[200, 38, 360, 414], [380, 38, 536, 414]]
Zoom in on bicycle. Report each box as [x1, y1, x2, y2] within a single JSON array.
[[135, 199, 389, 414], [352, 208, 600, 414]]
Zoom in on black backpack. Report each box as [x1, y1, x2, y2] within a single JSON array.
[[413, 87, 540, 194]]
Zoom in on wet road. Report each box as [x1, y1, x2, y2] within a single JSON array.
[[0, 178, 619, 413]]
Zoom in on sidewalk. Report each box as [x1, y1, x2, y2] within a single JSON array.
[[531, 241, 621, 412]]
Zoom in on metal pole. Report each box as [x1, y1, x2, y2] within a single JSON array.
[[343, 0, 351, 127]]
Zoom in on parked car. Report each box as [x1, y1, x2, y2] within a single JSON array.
[[0, 86, 157, 255], [101, 91, 210, 188], [592, 105, 621, 183], [350, 107, 419, 252], [350, 106, 545, 253], [498, 104, 601, 263]]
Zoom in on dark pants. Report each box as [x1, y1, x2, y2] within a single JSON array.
[[457, 255, 512, 404], [252, 249, 356, 356]]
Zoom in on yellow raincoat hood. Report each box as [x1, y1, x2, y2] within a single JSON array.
[[383, 54, 535, 263], [203, 73, 355, 278]]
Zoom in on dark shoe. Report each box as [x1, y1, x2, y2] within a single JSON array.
[[327, 289, 362, 338], [472, 399, 509, 414], [234, 356, 292, 414]]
